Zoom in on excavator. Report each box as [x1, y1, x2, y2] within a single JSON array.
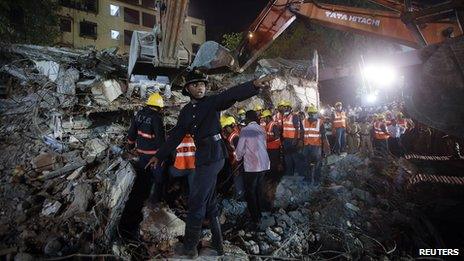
[[129, 0, 464, 137], [191, 0, 464, 138]]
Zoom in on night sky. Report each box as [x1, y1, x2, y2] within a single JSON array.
[[188, 0, 268, 41]]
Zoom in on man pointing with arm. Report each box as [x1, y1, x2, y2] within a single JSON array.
[[147, 70, 273, 258]]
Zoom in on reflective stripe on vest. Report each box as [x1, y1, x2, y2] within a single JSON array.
[[227, 130, 240, 150], [137, 148, 158, 155], [283, 114, 297, 139], [266, 121, 281, 150], [137, 130, 155, 139], [333, 111, 346, 129], [303, 119, 322, 146], [373, 121, 389, 140], [173, 135, 196, 170]]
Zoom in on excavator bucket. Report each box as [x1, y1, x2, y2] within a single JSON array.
[[190, 41, 239, 73], [403, 36, 464, 138]]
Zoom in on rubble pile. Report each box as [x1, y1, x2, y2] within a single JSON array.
[[0, 44, 190, 258], [218, 154, 440, 259]]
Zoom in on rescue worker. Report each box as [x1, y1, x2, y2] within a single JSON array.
[[359, 116, 373, 156], [373, 114, 390, 154], [262, 109, 282, 174], [346, 115, 360, 153], [281, 101, 302, 176], [146, 69, 273, 258], [302, 105, 327, 185], [259, 108, 268, 129], [254, 104, 263, 118], [387, 119, 405, 156], [237, 108, 246, 127], [122, 92, 165, 236], [221, 116, 244, 200], [235, 110, 270, 227], [332, 101, 347, 155], [169, 134, 196, 192], [273, 100, 288, 122]]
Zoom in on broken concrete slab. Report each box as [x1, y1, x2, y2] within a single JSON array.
[[103, 160, 136, 243], [62, 183, 93, 219], [41, 200, 62, 216], [34, 61, 60, 82], [91, 80, 123, 105], [83, 138, 107, 159], [32, 153, 59, 172], [139, 207, 185, 243], [56, 67, 79, 107]]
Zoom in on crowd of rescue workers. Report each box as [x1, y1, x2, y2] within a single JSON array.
[[120, 70, 414, 258]]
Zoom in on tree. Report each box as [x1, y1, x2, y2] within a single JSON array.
[[0, 0, 61, 45], [221, 32, 243, 51]]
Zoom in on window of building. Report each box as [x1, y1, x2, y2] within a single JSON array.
[[111, 30, 120, 40], [60, 0, 99, 14], [124, 7, 139, 24], [110, 4, 120, 16], [122, 0, 139, 5], [191, 25, 197, 35], [142, 13, 156, 28], [124, 30, 133, 45], [80, 20, 97, 39], [142, 0, 155, 9], [192, 43, 200, 54], [60, 18, 72, 32]]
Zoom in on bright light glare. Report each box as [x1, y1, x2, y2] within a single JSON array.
[[363, 64, 397, 87], [320, 108, 325, 114], [248, 32, 254, 39], [366, 93, 377, 103]]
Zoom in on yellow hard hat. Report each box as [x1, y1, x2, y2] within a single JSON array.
[[238, 109, 245, 115], [254, 104, 263, 111], [378, 114, 385, 119], [220, 116, 229, 128], [278, 100, 287, 107], [397, 112, 404, 118], [227, 116, 236, 125], [146, 92, 164, 108], [261, 110, 272, 118], [307, 105, 318, 113], [335, 101, 342, 107]]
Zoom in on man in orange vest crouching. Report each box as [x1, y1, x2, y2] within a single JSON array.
[[302, 105, 329, 185], [169, 134, 196, 192]]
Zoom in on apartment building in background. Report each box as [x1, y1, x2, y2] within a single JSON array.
[[57, 0, 206, 55]]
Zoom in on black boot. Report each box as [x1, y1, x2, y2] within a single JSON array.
[[175, 219, 202, 259], [210, 216, 224, 256]]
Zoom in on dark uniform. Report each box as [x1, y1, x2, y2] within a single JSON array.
[[154, 81, 260, 254], [120, 107, 164, 235]]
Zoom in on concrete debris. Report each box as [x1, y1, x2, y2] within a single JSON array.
[[62, 183, 93, 219], [139, 207, 186, 243], [32, 153, 59, 172], [83, 138, 108, 159], [41, 200, 62, 216], [34, 61, 60, 82], [91, 80, 123, 105], [265, 227, 281, 242]]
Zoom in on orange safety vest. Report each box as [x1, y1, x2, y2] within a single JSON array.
[[397, 118, 407, 130], [173, 135, 196, 170], [373, 121, 390, 140], [303, 118, 322, 146], [282, 114, 298, 139], [265, 121, 281, 150], [227, 129, 240, 163], [332, 111, 346, 129]]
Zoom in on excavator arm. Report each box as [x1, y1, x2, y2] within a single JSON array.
[[236, 0, 463, 72]]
